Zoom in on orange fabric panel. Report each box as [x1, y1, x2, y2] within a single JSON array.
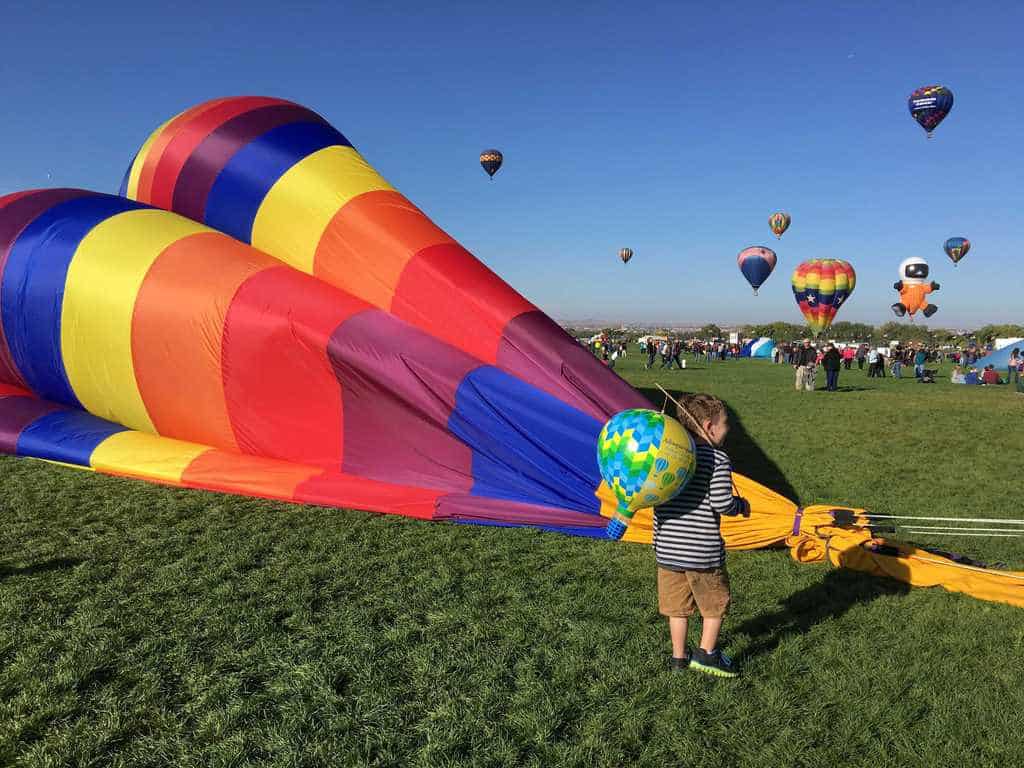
[[312, 190, 455, 310], [0, 382, 32, 398], [131, 232, 280, 450], [180, 449, 320, 501]]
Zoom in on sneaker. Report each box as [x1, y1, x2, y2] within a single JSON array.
[[689, 648, 739, 678], [669, 651, 691, 673]]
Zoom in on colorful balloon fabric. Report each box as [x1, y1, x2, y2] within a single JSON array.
[[619, 247, 633, 264], [768, 212, 790, 239], [791, 258, 856, 336], [908, 85, 954, 137], [479, 149, 503, 179], [596, 409, 696, 540], [737, 246, 777, 295], [944, 237, 970, 266], [3, 96, 1024, 611]]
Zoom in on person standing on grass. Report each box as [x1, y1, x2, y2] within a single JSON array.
[[856, 344, 866, 370], [822, 343, 842, 391], [645, 339, 656, 369], [1008, 348, 1020, 387], [793, 339, 817, 391], [914, 346, 927, 379], [655, 394, 749, 678]]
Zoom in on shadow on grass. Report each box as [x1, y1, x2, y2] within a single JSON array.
[[734, 567, 910, 660], [637, 386, 800, 501], [816, 386, 873, 393], [0, 557, 81, 580]]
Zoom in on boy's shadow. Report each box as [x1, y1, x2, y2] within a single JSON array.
[[733, 568, 909, 659], [0, 557, 81, 580], [637, 386, 799, 501]]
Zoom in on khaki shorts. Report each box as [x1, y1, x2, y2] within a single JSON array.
[[657, 567, 731, 618]]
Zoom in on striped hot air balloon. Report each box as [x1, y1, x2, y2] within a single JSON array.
[[791, 259, 856, 336], [619, 247, 633, 264]]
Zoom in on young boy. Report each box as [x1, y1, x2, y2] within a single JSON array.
[[654, 393, 749, 678]]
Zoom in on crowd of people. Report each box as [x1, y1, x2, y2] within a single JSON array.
[[588, 334, 1023, 394]]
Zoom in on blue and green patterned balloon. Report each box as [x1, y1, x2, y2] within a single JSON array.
[[597, 409, 697, 539]]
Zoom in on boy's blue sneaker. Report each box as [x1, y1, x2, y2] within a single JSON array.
[[689, 648, 739, 678], [669, 651, 691, 673]]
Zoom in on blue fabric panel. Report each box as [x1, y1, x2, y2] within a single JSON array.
[[448, 366, 604, 514], [1, 194, 145, 405], [16, 408, 128, 466], [203, 122, 349, 244], [118, 155, 135, 198]]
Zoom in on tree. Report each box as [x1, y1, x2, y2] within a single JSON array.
[[699, 324, 723, 339]]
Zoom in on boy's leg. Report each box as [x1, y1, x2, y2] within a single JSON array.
[[699, 617, 723, 653], [670, 616, 689, 658]]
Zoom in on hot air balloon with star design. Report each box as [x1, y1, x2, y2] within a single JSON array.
[[791, 259, 856, 336]]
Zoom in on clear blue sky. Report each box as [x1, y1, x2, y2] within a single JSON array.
[[1, 1, 1019, 328]]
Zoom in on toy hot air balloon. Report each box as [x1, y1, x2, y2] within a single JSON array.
[[908, 85, 954, 138], [597, 409, 696, 540], [791, 259, 856, 336], [944, 237, 970, 267], [619, 247, 633, 264], [737, 246, 777, 295], [479, 149, 503, 179], [769, 212, 791, 239]]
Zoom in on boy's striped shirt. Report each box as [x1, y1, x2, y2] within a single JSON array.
[[653, 444, 742, 571]]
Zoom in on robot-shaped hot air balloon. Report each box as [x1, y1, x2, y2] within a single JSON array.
[[892, 257, 940, 318]]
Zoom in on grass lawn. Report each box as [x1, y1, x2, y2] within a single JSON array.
[[2, 356, 1023, 767]]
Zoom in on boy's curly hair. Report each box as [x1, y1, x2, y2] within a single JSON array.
[[676, 393, 727, 435]]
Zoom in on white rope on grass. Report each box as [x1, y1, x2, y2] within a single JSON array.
[[864, 513, 1024, 526]]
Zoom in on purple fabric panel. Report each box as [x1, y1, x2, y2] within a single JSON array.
[[0, 189, 93, 388], [0, 395, 60, 453], [327, 309, 478, 493], [435, 493, 606, 529], [497, 310, 648, 421], [171, 104, 330, 223]]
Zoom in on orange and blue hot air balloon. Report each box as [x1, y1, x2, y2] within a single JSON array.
[[737, 246, 777, 295], [479, 149, 503, 179], [944, 237, 970, 267], [908, 85, 954, 138], [768, 212, 790, 239], [791, 259, 856, 336]]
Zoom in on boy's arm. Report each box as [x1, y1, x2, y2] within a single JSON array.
[[709, 451, 746, 516]]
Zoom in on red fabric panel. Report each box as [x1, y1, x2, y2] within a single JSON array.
[[393, 243, 535, 364], [220, 266, 368, 468], [294, 470, 441, 520]]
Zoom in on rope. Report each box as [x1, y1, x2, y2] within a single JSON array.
[[864, 513, 1024, 526]]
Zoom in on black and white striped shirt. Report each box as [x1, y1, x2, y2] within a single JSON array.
[[653, 444, 743, 571]]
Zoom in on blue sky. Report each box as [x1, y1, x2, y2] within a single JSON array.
[[1, 1, 1019, 327]]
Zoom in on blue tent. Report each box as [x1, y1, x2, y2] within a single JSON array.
[[972, 340, 1023, 372], [740, 337, 775, 359]]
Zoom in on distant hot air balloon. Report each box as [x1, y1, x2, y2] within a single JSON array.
[[769, 212, 791, 239], [737, 246, 777, 295], [619, 247, 633, 264], [791, 259, 856, 336], [480, 149, 503, 179], [908, 85, 954, 138], [944, 237, 970, 267]]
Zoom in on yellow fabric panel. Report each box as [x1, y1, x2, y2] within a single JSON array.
[[62, 211, 211, 433], [251, 146, 394, 274], [90, 431, 210, 483], [40, 458, 95, 473], [125, 113, 179, 199]]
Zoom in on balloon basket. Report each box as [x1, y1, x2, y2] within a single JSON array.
[[605, 518, 628, 541]]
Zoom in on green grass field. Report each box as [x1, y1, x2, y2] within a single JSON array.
[[2, 357, 1023, 767]]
